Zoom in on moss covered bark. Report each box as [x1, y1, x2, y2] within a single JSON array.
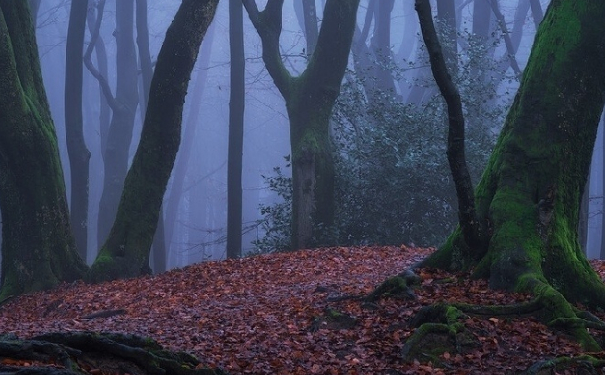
[[0, 1, 87, 300], [0, 332, 226, 374], [403, 0, 605, 355], [421, 0, 605, 308], [88, 0, 218, 282]]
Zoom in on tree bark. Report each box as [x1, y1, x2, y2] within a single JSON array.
[[226, 0, 245, 259], [0, 1, 87, 299], [65, 0, 91, 261], [243, 0, 360, 250], [89, 0, 219, 282], [421, 0, 605, 309]]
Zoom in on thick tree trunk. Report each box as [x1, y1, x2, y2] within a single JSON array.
[[288, 92, 337, 250], [89, 0, 219, 282], [0, 2, 87, 299], [65, 0, 91, 261], [422, 0, 605, 308]]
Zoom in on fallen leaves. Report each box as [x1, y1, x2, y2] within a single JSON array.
[[0, 245, 603, 374]]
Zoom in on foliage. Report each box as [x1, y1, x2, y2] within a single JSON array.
[[252, 161, 292, 253], [253, 28, 516, 250], [2, 246, 605, 373], [331, 29, 513, 246]]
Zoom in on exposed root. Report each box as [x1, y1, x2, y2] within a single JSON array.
[[521, 355, 605, 375], [0, 331, 226, 375], [381, 269, 605, 369], [365, 270, 421, 302]]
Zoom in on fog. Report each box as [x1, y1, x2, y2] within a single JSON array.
[[29, 0, 605, 271]]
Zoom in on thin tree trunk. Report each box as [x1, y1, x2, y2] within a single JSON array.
[[96, 0, 140, 247], [226, 0, 245, 259], [65, 0, 91, 261]]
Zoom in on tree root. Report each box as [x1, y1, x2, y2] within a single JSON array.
[[521, 355, 605, 375], [365, 270, 421, 302], [375, 268, 605, 371], [0, 331, 227, 375]]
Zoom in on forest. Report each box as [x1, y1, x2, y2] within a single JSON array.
[[2, 0, 605, 373]]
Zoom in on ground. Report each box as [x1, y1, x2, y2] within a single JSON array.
[[1, 246, 605, 374]]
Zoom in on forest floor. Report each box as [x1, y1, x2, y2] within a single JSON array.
[[2, 245, 605, 374]]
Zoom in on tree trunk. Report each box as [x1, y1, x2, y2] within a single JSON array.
[[226, 0, 245, 259], [0, 1, 87, 299], [243, 0, 359, 250], [422, 0, 605, 309], [65, 0, 91, 261], [88, 0, 219, 282]]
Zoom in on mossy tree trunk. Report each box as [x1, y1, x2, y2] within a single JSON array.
[[243, 0, 360, 250], [88, 0, 219, 282], [0, 1, 87, 300], [422, 0, 605, 309]]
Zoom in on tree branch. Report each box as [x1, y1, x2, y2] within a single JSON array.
[[489, 0, 522, 78], [242, 0, 291, 99], [306, 0, 358, 94]]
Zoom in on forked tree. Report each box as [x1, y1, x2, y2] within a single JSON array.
[[243, 0, 360, 250]]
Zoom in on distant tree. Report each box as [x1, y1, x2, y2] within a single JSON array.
[[243, 0, 360, 250], [94, 0, 140, 248], [85, 1, 110, 155], [226, 0, 245, 259], [65, 0, 91, 260]]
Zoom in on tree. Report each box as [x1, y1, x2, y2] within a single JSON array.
[[95, 0, 140, 248], [406, 0, 605, 353], [65, 0, 91, 260], [0, 1, 88, 299], [88, 0, 219, 282], [226, 0, 245, 259], [243, 0, 360, 250], [0, 0, 219, 296]]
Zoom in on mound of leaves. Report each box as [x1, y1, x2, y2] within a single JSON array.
[[2, 246, 605, 374]]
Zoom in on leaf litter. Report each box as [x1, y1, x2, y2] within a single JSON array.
[[1, 245, 605, 374]]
